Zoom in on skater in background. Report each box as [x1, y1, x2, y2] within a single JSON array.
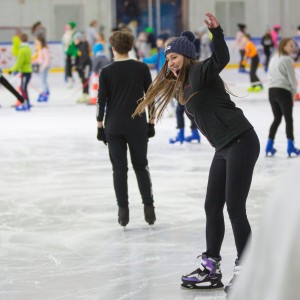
[[62, 22, 77, 88], [261, 28, 274, 72], [169, 102, 201, 144], [294, 25, 300, 62], [0, 67, 24, 104], [34, 36, 51, 102], [265, 38, 299, 157], [136, 31, 151, 59], [93, 33, 109, 59], [142, 33, 169, 73], [31, 21, 46, 39], [242, 34, 263, 92], [270, 24, 281, 49], [11, 28, 21, 58], [228, 161, 300, 300], [92, 43, 109, 75], [165, 36, 201, 144], [9, 33, 33, 111], [96, 30, 156, 227], [86, 20, 100, 50], [73, 32, 91, 104], [198, 26, 212, 61], [133, 12, 260, 293], [235, 23, 247, 73]]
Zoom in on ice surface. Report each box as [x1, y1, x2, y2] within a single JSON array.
[[0, 68, 299, 299]]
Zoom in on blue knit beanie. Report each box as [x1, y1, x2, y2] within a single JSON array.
[[164, 31, 196, 60]]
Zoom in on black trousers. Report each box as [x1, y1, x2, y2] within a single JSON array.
[[21, 73, 31, 103], [177, 103, 197, 130], [65, 55, 73, 78], [77, 64, 91, 94], [268, 87, 294, 140], [239, 49, 245, 69], [205, 128, 260, 260], [250, 55, 261, 87], [107, 131, 154, 207]]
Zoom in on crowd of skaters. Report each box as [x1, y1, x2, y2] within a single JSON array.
[[1, 11, 300, 300]]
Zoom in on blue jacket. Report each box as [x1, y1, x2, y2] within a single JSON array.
[[143, 48, 165, 72]]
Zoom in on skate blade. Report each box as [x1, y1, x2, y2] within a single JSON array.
[[181, 282, 224, 290]]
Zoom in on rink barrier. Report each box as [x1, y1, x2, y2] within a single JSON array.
[[1, 38, 299, 71]]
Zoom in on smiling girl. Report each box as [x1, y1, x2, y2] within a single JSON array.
[[133, 12, 260, 293]]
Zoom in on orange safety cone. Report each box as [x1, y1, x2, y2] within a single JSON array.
[[87, 73, 99, 105]]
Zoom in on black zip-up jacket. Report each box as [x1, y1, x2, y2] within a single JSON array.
[[184, 26, 253, 151]]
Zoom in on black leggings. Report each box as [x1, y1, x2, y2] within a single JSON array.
[[239, 49, 245, 69], [107, 131, 154, 208], [250, 55, 261, 87], [21, 73, 31, 103], [268, 88, 294, 140], [205, 128, 260, 260], [77, 64, 91, 94]]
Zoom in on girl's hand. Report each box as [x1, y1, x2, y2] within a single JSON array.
[[204, 13, 220, 29]]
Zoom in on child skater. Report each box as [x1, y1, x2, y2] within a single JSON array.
[[96, 30, 156, 228], [35, 36, 51, 102], [242, 34, 263, 92], [133, 12, 260, 293], [73, 32, 91, 104], [265, 38, 299, 157], [9, 33, 32, 111]]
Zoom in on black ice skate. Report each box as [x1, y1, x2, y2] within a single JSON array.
[[224, 259, 241, 294], [181, 254, 224, 289], [118, 207, 129, 228], [144, 204, 156, 225]]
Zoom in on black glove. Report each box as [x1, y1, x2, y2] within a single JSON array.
[[148, 123, 155, 138], [97, 127, 107, 145]]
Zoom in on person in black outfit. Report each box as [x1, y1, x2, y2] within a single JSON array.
[[261, 29, 274, 72], [133, 13, 260, 293], [73, 32, 91, 103], [96, 30, 156, 228]]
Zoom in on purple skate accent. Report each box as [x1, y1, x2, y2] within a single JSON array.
[[202, 258, 215, 271], [183, 277, 201, 282]]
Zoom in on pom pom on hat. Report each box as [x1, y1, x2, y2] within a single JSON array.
[[164, 30, 196, 60], [181, 31, 195, 43], [69, 21, 77, 29]]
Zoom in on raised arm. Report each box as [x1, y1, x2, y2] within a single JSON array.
[[192, 13, 230, 86]]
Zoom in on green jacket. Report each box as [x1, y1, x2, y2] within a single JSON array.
[[10, 43, 33, 73], [12, 35, 21, 57], [66, 39, 78, 57]]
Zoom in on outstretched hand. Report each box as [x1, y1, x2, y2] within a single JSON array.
[[204, 12, 220, 29]]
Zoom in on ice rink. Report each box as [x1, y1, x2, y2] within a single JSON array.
[[1, 67, 300, 300]]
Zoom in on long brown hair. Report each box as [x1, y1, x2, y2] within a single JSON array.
[[133, 57, 197, 121], [278, 37, 293, 56]]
